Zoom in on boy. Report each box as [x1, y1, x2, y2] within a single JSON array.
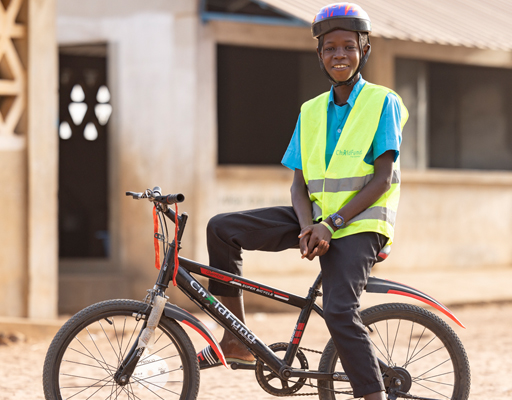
[[199, 3, 408, 399]]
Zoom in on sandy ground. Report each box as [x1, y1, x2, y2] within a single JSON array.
[[0, 302, 511, 400]]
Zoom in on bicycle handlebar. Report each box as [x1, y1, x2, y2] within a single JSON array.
[[125, 187, 185, 205], [155, 193, 185, 205]]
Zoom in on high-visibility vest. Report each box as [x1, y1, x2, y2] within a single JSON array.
[[300, 83, 408, 243]]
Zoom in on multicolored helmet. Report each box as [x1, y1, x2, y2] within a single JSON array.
[[312, 3, 372, 87], [312, 3, 371, 39]]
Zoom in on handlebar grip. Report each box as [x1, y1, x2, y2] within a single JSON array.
[[155, 193, 185, 205]]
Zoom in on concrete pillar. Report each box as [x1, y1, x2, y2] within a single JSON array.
[[27, 0, 58, 318], [0, 0, 29, 317], [365, 36, 395, 88], [0, 0, 57, 318]]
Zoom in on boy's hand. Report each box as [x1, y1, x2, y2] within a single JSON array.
[[298, 224, 332, 260]]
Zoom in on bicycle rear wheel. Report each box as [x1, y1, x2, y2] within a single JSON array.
[[43, 299, 199, 400], [318, 303, 470, 400]]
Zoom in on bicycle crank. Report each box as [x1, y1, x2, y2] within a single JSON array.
[[255, 342, 310, 396]]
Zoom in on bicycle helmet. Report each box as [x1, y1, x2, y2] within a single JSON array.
[[312, 3, 372, 87]]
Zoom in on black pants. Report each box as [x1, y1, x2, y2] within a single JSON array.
[[207, 206, 387, 397]]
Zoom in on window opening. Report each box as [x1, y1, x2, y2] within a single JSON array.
[[58, 44, 111, 258], [216, 44, 329, 165], [428, 62, 512, 170]]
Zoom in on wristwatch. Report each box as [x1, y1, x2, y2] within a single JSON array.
[[329, 213, 345, 230]]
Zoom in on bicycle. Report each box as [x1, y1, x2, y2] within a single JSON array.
[[43, 187, 471, 400]]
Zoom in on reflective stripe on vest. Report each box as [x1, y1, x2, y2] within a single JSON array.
[[301, 83, 408, 243]]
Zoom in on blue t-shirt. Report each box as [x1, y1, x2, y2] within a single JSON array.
[[281, 77, 402, 170]]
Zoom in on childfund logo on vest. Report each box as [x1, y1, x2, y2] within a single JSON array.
[[336, 149, 363, 158]]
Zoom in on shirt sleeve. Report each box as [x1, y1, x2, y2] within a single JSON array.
[[281, 114, 303, 170], [364, 93, 403, 165]]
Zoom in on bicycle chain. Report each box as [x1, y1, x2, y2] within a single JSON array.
[[275, 347, 353, 397]]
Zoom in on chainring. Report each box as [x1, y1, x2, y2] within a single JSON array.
[[255, 342, 309, 396]]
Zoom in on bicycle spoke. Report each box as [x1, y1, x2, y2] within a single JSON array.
[[416, 377, 454, 387], [404, 325, 427, 368], [130, 375, 179, 398], [414, 370, 454, 383], [412, 358, 451, 382], [407, 345, 445, 366], [140, 341, 176, 361], [153, 330, 165, 345], [121, 382, 140, 400], [108, 375, 117, 400], [369, 326, 393, 365], [63, 358, 111, 370], [373, 322, 394, 365], [110, 317, 124, 366], [73, 338, 117, 374], [412, 380, 452, 399], [405, 335, 437, 368], [406, 321, 414, 365], [61, 373, 112, 383], [120, 318, 142, 362], [390, 319, 401, 361], [86, 327, 116, 377], [386, 319, 389, 358], [98, 320, 122, 365], [62, 374, 113, 399]]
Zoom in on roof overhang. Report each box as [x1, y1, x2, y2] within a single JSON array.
[[204, 0, 512, 52]]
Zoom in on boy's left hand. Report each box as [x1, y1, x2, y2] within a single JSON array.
[[298, 224, 332, 260]]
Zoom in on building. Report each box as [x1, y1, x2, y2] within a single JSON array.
[[1, 0, 512, 318]]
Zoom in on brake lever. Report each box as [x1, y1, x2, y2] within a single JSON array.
[[126, 191, 144, 199]]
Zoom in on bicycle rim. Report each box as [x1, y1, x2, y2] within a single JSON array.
[[43, 299, 199, 400], [319, 303, 470, 400]]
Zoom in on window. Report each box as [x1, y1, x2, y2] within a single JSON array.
[[396, 58, 512, 171], [217, 44, 329, 165], [429, 62, 512, 170], [58, 44, 111, 258]]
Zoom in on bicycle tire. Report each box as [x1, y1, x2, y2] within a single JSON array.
[[318, 303, 470, 400], [43, 299, 199, 400]]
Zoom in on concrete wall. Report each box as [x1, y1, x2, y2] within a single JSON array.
[[56, 0, 202, 311], [0, 0, 58, 318], [52, 9, 512, 314], [199, 22, 512, 295], [0, 148, 28, 317]]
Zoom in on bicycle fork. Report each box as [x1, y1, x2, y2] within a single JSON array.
[[113, 293, 167, 386]]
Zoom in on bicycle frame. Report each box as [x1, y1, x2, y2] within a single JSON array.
[[116, 202, 464, 385]]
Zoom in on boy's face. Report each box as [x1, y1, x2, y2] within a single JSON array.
[[317, 30, 365, 83]]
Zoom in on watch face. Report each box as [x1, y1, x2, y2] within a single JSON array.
[[334, 217, 343, 226]]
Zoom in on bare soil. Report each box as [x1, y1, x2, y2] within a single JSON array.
[[0, 302, 510, 400]]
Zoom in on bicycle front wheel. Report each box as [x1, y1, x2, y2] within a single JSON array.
[[43, 299, 199, 400], [318, 303, 470, 400]]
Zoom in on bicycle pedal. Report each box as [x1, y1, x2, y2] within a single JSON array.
[[230, 362, 257, 370]]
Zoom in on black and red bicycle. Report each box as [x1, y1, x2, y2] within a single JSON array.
[[43, 187, 471, 400]]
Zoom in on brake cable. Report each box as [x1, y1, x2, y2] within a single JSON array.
[[152, 202, 180, 286], [152, 205, 160, 270], [172, 203, 179, 286]]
